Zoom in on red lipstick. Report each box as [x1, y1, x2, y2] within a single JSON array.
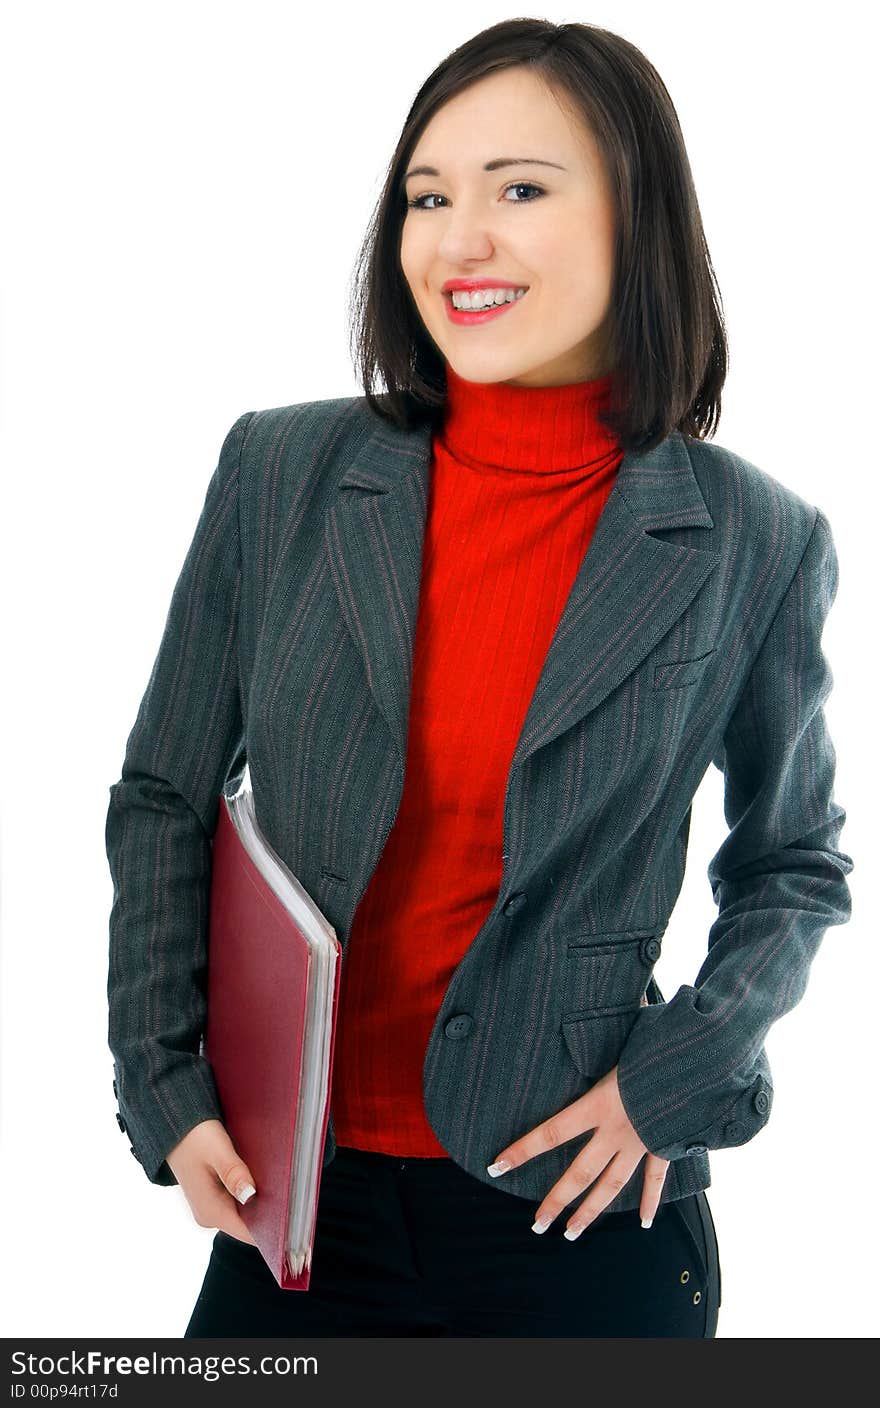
[[441, 280, 529, 326]]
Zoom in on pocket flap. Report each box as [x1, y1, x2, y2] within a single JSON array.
[[561, 1005, 643, 1079], [563, 933, 657, 1015], [653, 647, 717, 689]]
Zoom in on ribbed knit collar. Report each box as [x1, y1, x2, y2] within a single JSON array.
[[438, 359, 621, 475]]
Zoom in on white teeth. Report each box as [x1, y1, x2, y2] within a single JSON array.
[[450, 287, 527, 310]]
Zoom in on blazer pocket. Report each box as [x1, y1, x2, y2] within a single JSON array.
[[561, 1004, 644, 1079], [653, 646, 717, 690], [563, 933, 657, 1014]]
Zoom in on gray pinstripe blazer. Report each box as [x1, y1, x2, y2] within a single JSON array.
[[105, 398, 854, 1219]]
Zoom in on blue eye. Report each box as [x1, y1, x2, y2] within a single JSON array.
[[406, 182, 546, 210], [503, 182, 545, 204]]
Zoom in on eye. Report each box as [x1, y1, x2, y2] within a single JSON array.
[[407, 192, 445, 211], [406, 182, 546, 211], [502, 182, 546, 203]]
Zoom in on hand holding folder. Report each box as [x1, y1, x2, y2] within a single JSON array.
[[165, 1117, 260, 1245], [202, 764, 342, 1291]]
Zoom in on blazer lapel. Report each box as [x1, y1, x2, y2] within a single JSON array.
[[324, 416, 433, 775], [324, 411, 720, 778]]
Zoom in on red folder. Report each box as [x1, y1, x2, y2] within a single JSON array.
[[203, 778, 341, 1290]]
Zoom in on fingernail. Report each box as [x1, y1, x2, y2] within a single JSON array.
[[641, 1217, 653, 1229], [563, 1224, 584, 1241], [531, 1214, 552, 1234], [487, 1159, 511, 1177], [236, 1183, 256, 1204]]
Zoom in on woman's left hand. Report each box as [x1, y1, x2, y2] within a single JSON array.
[[486, 1014, 670, 1237]]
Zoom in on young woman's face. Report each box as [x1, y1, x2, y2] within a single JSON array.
[[400, 66, 617, 388]]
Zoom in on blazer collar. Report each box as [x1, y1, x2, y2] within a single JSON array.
[[326, 409, 719, 777]]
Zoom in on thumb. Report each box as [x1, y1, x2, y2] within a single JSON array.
[[212, 1130, 257, 1205]]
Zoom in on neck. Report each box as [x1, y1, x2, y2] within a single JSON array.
[[439, 360, 620, 475]]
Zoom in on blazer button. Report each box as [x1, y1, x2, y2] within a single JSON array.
[[115, 1112, 127, 1134], [641, 937, 662, 964], [112, 1078, 118, 1098], [685, 1143, 708, 1156], [444, 1014, 474, 1040], [502, 892, 528, 915], [723, 1120, 745, 1141], [752, 1089, 770, 1115]]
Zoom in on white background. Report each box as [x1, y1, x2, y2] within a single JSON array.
[[1, 0, 875, 1340]]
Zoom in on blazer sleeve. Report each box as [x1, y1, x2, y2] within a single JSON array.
[[105, 410, 255, 1185], [615, 505, 854, 1163]]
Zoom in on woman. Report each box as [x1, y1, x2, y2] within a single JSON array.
[[106, 19, 853, 1338]]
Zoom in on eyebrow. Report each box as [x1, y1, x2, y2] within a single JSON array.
[[403, 157, 568, 183]]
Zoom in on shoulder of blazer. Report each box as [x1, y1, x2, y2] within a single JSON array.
[[681, 433, 824, 583], [238, 395, 386, 493]]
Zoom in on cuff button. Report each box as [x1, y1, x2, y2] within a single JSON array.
[[752, 1090, 770, 1114]]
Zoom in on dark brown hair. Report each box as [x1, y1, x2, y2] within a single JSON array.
[[348, 17, 728, 452]]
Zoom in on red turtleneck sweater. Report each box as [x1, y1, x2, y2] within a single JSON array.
[[330, 361, 624, 1155]]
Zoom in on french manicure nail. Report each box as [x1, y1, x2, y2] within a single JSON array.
[[236, 1183, 256, 1204], [531, 1214, 552, 1234], [487, 1159, 511, 1177], [641, 1216, 653, 1228]]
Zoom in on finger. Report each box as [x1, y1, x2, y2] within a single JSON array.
[[487, 1094, 596, 1176], [212, 1137, 258, 1209], [187, 1175, 260, 1245], [210, 1137, 259, 1244], [561, 1150, 641, 1239], [638, 1155, 670, 1229], [529, 1137, 622, 1234], [218, 1211, 259, 1246]]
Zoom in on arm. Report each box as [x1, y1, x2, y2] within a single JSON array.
[[105, 410, 255, 1184], [615, 506, 854, 1162]]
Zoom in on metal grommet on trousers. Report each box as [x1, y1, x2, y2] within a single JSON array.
[[185, 1146, 722, 1338]]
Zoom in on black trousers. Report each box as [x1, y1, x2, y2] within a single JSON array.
[[185, 1145, 721, 1338]]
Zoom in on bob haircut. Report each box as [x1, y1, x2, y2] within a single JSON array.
[[348, 17, 728, 453]]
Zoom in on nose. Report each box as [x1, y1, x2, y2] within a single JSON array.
[[436, 214, 496, 263]]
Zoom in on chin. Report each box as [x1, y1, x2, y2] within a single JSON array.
[[450, 354, 535, 383]]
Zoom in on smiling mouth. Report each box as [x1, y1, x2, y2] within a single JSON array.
[[441, 290, 529, 328], [442, 287, 529, 307]]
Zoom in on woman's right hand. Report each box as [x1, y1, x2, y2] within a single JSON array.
[[165, 1119, 259, 1245]]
